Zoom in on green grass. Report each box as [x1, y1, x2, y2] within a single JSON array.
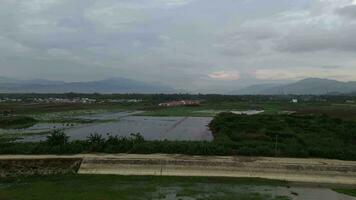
[[0, 116, 38, 129], [138, 101, 268, 117], [0, 102, 146, 115], [209, 113, 356, 160], [137, 101, 356, 119], [137, 106, 215, 117], [0, 175, 290, 200], [3, 100, 356, 120], [334, 189, 356, 197]]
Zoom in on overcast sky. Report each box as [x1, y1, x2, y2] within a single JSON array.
[[1, 0, 356, 92]]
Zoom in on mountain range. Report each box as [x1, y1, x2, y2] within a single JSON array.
[[0, 77, 175, 93], [234, 78, 356, 95], [1, 77, 356, 95]]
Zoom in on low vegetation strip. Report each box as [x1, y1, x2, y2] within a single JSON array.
[[0, 175, 291, 200], [0, 155, 82, 178], [0, 116, 37, 129], [209, 113, 356, 160]]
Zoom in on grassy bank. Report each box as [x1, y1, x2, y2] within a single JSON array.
[[0, 174, 289, 200], [209, 113, 356, 160], [0, 116, 38, 129], [334, 189, 356, 197]]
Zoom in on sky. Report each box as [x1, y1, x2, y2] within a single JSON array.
[[1, 0, 356, 92]]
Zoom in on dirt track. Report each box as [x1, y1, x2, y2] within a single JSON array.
[[1, 154, 356, 185]]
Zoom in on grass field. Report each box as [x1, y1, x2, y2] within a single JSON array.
[[0, 102, 146, 115], [138, 101, 279, 117], [209, 113, 356, 160], [138, 101, 356, 120], [0, 116, 37, 129], [2, 99, 356, 119], [334, 189, 356, 197], [0, 175, 290, 200]]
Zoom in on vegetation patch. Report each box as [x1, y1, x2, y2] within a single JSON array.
[[0, 175, 289, 200], [0, 116, 38, 129], [209, 113, 356, 160], [334, 189, 356, 197]]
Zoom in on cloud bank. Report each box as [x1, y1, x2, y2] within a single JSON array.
[[0, 0, 355, 92]]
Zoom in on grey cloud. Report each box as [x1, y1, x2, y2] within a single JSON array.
[[336, 5, 356, 19], [216, 25, 279, 57], [322, 65, 342, 69], [1, 0, 356, 92], [275, 26, 356, 52]]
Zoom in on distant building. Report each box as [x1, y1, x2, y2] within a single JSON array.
[[159, 100, 201, 107], [291, 99, 298, 103]]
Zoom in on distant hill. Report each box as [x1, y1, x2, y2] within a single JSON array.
[[0, 77, 175, 93], [234, 78, 356, 95]]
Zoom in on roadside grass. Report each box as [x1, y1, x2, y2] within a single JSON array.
[[0, 175, 289, 200], [334, 189, 356, 197]]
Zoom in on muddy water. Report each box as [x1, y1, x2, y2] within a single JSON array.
[[65, 116, 213, 140], [21, 115, 213, 141], [65, 116, 213, 141], [0, 123, 70, 134], [73, 111, 142, 120]]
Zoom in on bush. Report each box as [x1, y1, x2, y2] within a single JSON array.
[[129, 133, 144, 144], [46, 130, 69, 146], [209, 113, 356, 160], [86, 133, 105, 152]]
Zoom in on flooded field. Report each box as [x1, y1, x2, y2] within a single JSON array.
[[0, 123, 72, 135], [66, 116, 213, 141], [1, 110, 268, 142], [73, 111, 142, 120], [13, 111, 213, 141], [194, 109, 265, 115]]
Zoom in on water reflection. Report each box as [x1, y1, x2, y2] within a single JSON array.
[[20, 115, 213, 142]]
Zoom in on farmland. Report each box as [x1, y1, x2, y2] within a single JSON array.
[[1, 94, 356, 160]]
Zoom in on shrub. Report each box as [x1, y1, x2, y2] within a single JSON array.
[[86, 133, 105, 151], [129, 133, 144, 143], [46, 130, 69, 146]]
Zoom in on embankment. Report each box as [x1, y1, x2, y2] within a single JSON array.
[[1, 154, 356, 186], [0, 155, 82, 178]]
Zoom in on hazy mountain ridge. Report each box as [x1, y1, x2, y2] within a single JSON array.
[[0, 77, 175, 93], [235, 78, 356, 95]]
